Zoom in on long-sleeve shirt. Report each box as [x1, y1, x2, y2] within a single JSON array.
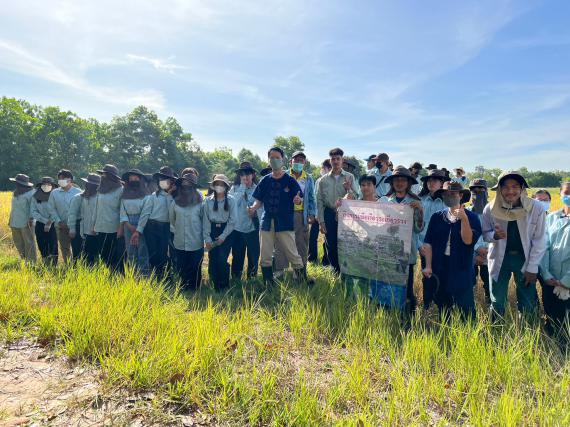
[[371, 168, 392, 197], [169, 201, 204, 251], [9, 190, 35, 228], [138, 190, 172, 231], [47, 186, 81, 224], [380, 193, 424, 265], [316, 170, 360, 223], [417, 194, 445, 248], [69, 194, 97, 237], [202, 194, 236, 243], [482, 199, 547, 280], [93, 187, 123, 234], [229, 184, 258, 233], [540, 210, 570, 288], [120, 198, 147, 230], [31, 197, 52, 225], [290, 170, 317, 226]]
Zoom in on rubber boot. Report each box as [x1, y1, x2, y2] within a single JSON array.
[[262, 266, 274, 286]]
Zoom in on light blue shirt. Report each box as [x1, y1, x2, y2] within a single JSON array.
[[229, 184, 259, 233], [202, 194, 236, 243], [169, 201, 204, 251], [380, 193, 423, 264], [47, 186, 81, 224], [9, 190, 34, 228], [540, 210, 570, 287], [120, 197, 147, 231], [93, 187, 123, 234], [138, 190, 172, 230], [68, 194, 97, 237], [418, 194, 445, 248], [31, 196, 52, 225], [372, 168, 392, 198]]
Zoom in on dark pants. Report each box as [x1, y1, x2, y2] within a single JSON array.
[[407, 264, 417, 312], [144, 220, 170, 278], [84, 234, 99, 266], [231, 229, 260, 279], [474, 264, 490, 302], [323, 207, 339, 273], [420, 255, 438, 309], [35, 222, 58, 266], [95, 232, 120, 270], [208, 223, 234, 290], [540, 275, 569, 334], [175, 248, 204, 290], [436, 257, 475, 320], [71, 221, 83, 262], [308, 221, 319, 263]]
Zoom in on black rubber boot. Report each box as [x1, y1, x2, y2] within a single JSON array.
[[261, 266, 274, 285]]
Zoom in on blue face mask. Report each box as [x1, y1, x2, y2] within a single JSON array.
[[562, 195, 570, 207], [292, 162, 304, 173], [538, 200, 551, 212]]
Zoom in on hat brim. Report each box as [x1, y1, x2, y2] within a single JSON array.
[[176, 176, 198, 186], [35, 181, 58, 188], [122, 171, 146, 181], [209, 179, 231, 188], [435, 188, 471, 204], [420, 175, 448, 182], [9, 177, 34, 187], [385, 175, 418, 185], [153, 172, 177, 180], [235, 167, 257, 174], [469, 184, 488, 190], [96, 170, 121, 180]]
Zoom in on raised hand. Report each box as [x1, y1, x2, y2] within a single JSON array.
[[293, 191, 302, 205], [494, 225, 507, 240]]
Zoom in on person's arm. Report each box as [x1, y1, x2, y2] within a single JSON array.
[[481, 205, 499, 243], [137, 195, 152, 233], [539, 217, 554, 282], [202, 200, 213, 244], [67, 195, 82, 236], [350, 173, 361, 198], [47, 191, 61, 224], [526, 207, 547, 275], [456, 208, 474, 245], [30, 198, 44, 223], [316, 177, 325, 224], [218, 197, 235, 241], [422, 243, 433, 277], [168, 201, 176, 228], [307, 177, 317, 218]]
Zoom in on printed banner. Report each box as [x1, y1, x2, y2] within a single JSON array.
[[338, 200, 414, 287]]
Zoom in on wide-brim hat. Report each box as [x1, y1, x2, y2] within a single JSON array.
[[409, 162, 423, 170], [385, 165, 418, 185], [153, 166, 178, 181], [81, 173, 102, 186], [373, 153, 389, 162], [35, 176, 58, 188], [454, 167, 465, 174], [176, 173, 199, 187], [96, 164, 121, 179], [491, 170, 529, 191], [420, 169, 450, 182], [426, 163, 438, 170], [435, 181, 471, 204], [121, 168, 146, 181], [9, 174, 34, 187], [208, 174, 231, 188], [291, 150, 307, 160], [235, 161, 257, 174], [469, 178, 488, 190], [363, 154, 377, 162], [343, 158, 359, 169]]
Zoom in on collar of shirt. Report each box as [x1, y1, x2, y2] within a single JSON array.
[[290, 169, 307, 181], [446, 208, 459, 223]]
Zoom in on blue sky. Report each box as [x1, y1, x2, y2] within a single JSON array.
[[1, 0, 569, 170]]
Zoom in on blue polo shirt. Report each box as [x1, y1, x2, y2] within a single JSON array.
[[253, 172, 302, 232]]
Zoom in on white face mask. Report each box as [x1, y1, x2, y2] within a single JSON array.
[[41, 184, 53, 193], [159, 180, 170, 190], [58, 179, 69, 187], [213, 185, 226, 194]]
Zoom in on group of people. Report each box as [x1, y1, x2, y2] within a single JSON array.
[[7, 147, 570, 334]]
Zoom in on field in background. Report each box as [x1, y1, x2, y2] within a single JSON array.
[[1, 189, 569, 425]]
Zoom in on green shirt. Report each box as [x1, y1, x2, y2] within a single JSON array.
[[316, 170, 360, 223]]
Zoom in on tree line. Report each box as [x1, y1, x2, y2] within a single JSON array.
[[0, 96, 567, 190]]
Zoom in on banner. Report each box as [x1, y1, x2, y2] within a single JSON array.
[[338, 200, 414, 290]]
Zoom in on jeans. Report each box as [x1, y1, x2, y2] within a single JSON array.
[[231, 229, 260, 279]]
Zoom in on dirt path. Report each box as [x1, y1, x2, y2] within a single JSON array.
[[0, 340, 211, 426]]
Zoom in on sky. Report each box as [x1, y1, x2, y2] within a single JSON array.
[[1, 0, 569, 171]]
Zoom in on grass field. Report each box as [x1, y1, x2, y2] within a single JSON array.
[[1, 190, 569, 425]]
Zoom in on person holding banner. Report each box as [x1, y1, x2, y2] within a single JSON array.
[[421, 181, 482, 319], [380, 166, 424, 312]]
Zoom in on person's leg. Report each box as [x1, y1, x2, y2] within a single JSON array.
[[453, 282, 476, 321], [275, 231, 303, 268], [47, 225, 59, 266], [407, 263, 417, 313], [137, 231, 150, 277], [479, 265, 490, 303], [175, 249, 191, 289], [490, 256, 514, 317], [245, 229, 260, 278], [218, 234, 233, 289], [421, 255, 437, 309], [273, 238, 289, 274], [323, 208, 339, 273], [308, 220, 319, 263], [511, 254, 537, 315], [188, 248, 204, 289], [156, 223, 171, 278], [19, 225, 37, 262], [35, 222, 49, 261], [231, 231, 247, 280], [71, 221, 83, 262], [11, 227, 26, 259], [294, 212, 309, 267], [56, 226, 72, 263], [260, 223, 277, 284]]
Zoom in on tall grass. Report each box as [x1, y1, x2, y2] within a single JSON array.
[[1, 190, 569, 425]]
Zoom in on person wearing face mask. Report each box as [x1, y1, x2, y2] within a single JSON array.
[[371, 153, 392, 198], [68, 173, 101, 265], [47, 169, 82, 263], [249, 147, 305, 284], [170, 172, 204, 290], [202, 174, 235, 290], [452, 167, 469, 187], [92, 164, 124, 270], [417, 169, 449, 309], [540, 182, 570, 337], [380, 166, 424, 313], [409, 162, 423, 195], [533, 189, 552, 213], [138, 166, 177, 279], [422, 182, 482, 319], [468, 179, 491, 305], [9, 174, 37, 263], [308, 159, 332, 265], [229, 162, 261, 281], [31, 177, 59, 266], [481, 171, 547, 318], [364, 155, 377, 174], [119, 169, 150, 276], [274, 151, 317, 282]]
